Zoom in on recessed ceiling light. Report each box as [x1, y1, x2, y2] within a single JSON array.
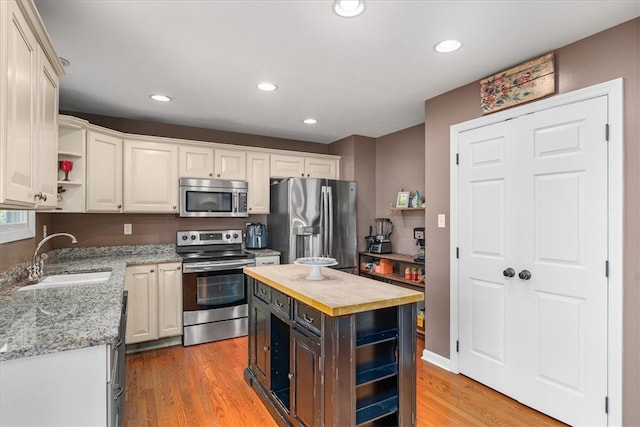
[[59, 57, 70, 67], [303, 118, 318, 125], [434, 39, 462, 53], [333, 0, 366, 18], [150, 94, 172, 102], [257, 82, 278, 92]]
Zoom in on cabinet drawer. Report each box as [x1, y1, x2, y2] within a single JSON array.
[[270, 288, 291, 318], [294, 301, 322, 336], [254, 281, 271, 304], [255, 255, 280, 266]]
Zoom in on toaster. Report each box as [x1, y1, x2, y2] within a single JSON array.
[[246, 223, 268, 249]]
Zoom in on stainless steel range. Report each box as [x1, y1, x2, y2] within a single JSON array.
[[177, 229, 255, 346]]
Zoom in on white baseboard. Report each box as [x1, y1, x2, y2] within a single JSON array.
[[421, 349, 452, 372]]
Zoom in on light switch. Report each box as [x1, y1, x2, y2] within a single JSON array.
[[438, 214, 446, 228], [124, 224, 132, 235]]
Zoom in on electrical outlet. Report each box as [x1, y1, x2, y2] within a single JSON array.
[[124, 224, 132, 235], [438, 214, 446, 228], [43, 225, 47, 238]]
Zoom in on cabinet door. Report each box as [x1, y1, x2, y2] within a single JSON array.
[[178, 144, 214, 178], [251, 299, 270, 387], [247, 152, 270, 214], [291, 328, 322, 427], [86, 132, 122, 212], [214, 148, 246, 180], [123, 140, 178, 213], [34, 48, 58, 208], [2, 0, 38, 206], [270, 154, 305, 178], [124, 265, 158, 344], [157, 262, 183, 338], [305, 158, 336, 179]]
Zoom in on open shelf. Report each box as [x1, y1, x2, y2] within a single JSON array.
[[356, 329, 398, 347], [58, 150, 83, 158], [390, 206, 424, 212], [360, 270, 424, 288], [356, 363, 398, 386], [57, 180, 82, 186], [356, 393, 398, 426]]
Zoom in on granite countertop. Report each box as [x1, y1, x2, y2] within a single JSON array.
[[244, 264, 423, 317], [0, 244, 181, 362], [244, 248, 281, 257]]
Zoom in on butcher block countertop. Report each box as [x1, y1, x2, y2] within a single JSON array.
[[244, 264, 423, 317]]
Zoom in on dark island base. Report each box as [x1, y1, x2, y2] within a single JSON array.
[[245, 276, 417, 427]]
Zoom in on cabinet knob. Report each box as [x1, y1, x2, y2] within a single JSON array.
[[288, 373, 294, 380], [34, 192, 47, 202], [176, 266, 181, 270], [150, 269, 155, 273], [263, 346, 270, 352], [249, 207, 252, 211], [209, 173, 213, 177], [217, 173, 221, 177], [117, 204, 122, 209], [307, 174, 310, 177], [173, 206, 177, 210], [301, 173, 305, 177]]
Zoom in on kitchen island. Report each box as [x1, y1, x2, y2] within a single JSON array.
[[243, 264, 423, 427]]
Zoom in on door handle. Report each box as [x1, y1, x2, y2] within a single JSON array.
[[503, 268, 516, 278], [518, 270, 532, 280]]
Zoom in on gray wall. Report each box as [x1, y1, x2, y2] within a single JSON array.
[[424, 18, 640, 425]]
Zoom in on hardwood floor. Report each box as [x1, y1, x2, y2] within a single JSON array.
[[124, 337, 565, 426]]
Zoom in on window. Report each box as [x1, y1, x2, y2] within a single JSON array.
[[0, 210, 35, 244]]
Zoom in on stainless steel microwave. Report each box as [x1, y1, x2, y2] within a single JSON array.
[[179, 178, 248, 217]]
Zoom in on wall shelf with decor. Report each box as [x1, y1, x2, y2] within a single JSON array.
[[390, 206, 425, 212], [56, 119, 87, 212]]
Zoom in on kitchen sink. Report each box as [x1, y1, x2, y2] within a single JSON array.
[[18, 271, 111, 291]]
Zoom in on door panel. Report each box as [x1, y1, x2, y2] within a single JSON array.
[[458, 96, 608, 425], [516, 96, 608, 425], [458, 122, 518, 398]]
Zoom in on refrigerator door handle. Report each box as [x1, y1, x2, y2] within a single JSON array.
[[320, 186, 327, 256], [328, 186, 333, 257]]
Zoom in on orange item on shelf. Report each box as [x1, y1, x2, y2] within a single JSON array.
[[379, 259, 393, 275]]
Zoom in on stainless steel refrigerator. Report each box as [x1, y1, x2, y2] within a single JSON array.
[[268, 177, 357, 273]]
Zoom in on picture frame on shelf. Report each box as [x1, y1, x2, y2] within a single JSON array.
[[396, 191, 410, 208]]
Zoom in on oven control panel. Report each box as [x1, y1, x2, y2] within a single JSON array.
[[177, 229, 242, 246]]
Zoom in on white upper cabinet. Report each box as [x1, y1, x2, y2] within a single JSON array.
[[123, 140, 178, 213], [34, 46, 59, 208], [246, 152, 270, 214], [0, 0, 62, 209], [214, 148, 246, 180], [86, 131, 122, 212], [270, 154, 337, 179], [178, 144, 214, 178], [304, 157, 337, 179]]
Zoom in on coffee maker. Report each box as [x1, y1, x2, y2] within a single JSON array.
[[368, 218, 393, 254], [413, 227, 425, 262]]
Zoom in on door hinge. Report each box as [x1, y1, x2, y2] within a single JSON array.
[[605, 124, 610, 142], [605, 260, 609, 277], [456, 153, 459, 165], [605, 396, 609, 414], [456, 340, 459, 352], [456, 247, 459, 259]]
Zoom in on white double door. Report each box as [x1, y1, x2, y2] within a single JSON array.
[[457, 96, 608, 425]]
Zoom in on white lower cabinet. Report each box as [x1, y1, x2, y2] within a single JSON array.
[[125, 262, 182, 344], [0, 345, 108, 426], [254, 255, 280, 266]]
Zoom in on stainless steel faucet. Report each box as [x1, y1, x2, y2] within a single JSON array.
[[27, 233, 78, 281]]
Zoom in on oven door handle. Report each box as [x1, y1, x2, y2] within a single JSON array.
[[182, 259, 255, 273]]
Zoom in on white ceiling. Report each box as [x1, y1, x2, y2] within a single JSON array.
[[34, 0, 640, 144]]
